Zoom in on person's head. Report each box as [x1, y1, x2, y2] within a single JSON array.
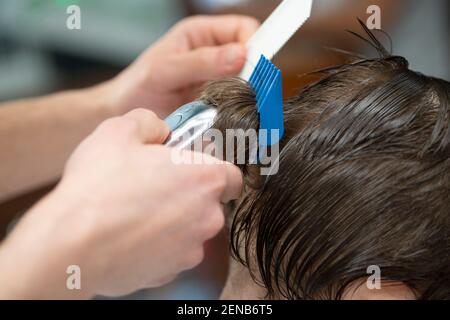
[[201, 35, 450, 300]]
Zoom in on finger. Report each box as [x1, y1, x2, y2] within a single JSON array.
[[144, 274, 178, 289], [166, 43, 247, 85], [176, 150, 243, 202], [219, 161, 244, 203], [123, 108, 170, 144], [203, 205, 226, 241], [181, 15, 260, 48]]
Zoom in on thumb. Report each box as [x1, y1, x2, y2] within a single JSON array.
[[169, 43, 247, 86], [122, 109, 170, 144]]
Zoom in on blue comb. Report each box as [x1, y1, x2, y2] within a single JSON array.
[[165, 0, 311, 152], [163, 56, 285, 153], [249, 55, 285, 151]]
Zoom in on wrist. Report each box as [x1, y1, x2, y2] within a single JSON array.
[[35, 187, 101, 299], [0, 190, 96, 299], [79, 81, 122, 118]]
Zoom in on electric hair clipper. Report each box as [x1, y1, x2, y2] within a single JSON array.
[[164, 101, 217, 149], [164, 0, 312, 150]]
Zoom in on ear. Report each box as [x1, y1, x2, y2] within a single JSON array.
[[343, 280, 416, 300]]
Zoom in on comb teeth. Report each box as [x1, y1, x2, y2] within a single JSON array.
[[248, 55, 284, 149]]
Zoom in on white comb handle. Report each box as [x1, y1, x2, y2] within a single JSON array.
[[239, 0, 313, 81]]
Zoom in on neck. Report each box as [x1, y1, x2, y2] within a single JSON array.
[[220, 259, 267, 300]]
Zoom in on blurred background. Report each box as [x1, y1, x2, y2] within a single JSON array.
[[0, 0, 449, 299]]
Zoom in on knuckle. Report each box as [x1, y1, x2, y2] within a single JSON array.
[[205, 166, 228, 193], [128, 108, 155, 118], [100, 117, 139, 136], [196, 49, 212, 66], [175, 15, 200, 30], [200, 165, 224, 182], [147, 110, 158, 119], [183, 15, 206, 25], [118, 118, 140, 135], [97, 117, 119, 132], [184, 248, 205, 269], [191, 166, 225, 195], [204, 209, 225, 239], [243, 16, 260, 26]]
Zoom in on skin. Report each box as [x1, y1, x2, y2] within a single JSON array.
[[221, 259, 416, 300], [221, 206, 416, 300], [0, 15, 259, 299]]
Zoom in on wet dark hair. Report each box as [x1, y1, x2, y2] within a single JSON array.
[[202, 26, 450, 300]]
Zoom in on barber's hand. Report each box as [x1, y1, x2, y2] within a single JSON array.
[[105, 15, 259, 118], [0, 109, 242, 299]]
